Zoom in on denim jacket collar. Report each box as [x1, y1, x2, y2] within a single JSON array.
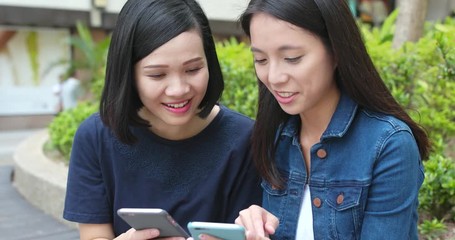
[[278, 92, 358, 141]]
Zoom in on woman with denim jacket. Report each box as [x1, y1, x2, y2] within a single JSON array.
[[62, 0, 262, 239], [225, 0, 431, 239]]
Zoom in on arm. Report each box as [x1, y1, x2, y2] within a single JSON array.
[[79, 223, 115, 240], [360, 130, 424, 239]]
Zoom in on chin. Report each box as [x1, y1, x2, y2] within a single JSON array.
[[279, 105, 302, 116], [167, 115, 196, 126]]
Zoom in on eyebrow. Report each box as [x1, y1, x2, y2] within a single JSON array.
[[251, 45, 302, 53], [143, 57, 204, 69]]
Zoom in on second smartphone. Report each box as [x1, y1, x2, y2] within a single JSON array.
[[187, 221, 246, 240]]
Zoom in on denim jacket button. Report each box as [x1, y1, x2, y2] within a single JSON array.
[[336, 194, 344, 205], [313, 197, 322, 208], [316, 148, 327, 159]]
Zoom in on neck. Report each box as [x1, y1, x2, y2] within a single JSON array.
[[141, 105, 220, 140], [299, 88, 340, 141]]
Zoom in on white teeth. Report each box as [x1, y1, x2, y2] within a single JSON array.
[[277, 92, 294, 98], [166, 100, 189, 108]]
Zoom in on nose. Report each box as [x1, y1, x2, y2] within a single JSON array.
[[165, 76, 190, 97], [267, 61, 288, 86]]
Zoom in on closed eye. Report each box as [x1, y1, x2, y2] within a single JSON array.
[[254, 58, 267, 65], [285, 56, 302, 63], [186, 67, 203, 74], [147, 73, 165, 79]]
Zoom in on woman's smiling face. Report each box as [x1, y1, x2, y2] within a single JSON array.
[[249, 13, 338, 116], [134, 29, 209, 128]]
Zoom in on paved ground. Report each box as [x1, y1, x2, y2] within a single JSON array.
[[0, 130, 39, 166], [0, 129, 79, 240]]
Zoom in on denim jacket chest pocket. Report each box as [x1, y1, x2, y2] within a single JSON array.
[[262, 179, 302, 240], [316, 186, 365, 240]]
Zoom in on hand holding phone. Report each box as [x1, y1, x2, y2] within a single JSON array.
[[117, 208, 190, 238], [187, 221, 246, 240]]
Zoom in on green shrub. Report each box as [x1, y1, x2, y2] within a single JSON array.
[[48, 102, 98, 161], [362, 15, 455, 140], [69, 22, 110, 100], [419, 139, 455, 220], [361, 14, 455, 234], [216, 38, 258, 118], [418, 218, 447, 240]]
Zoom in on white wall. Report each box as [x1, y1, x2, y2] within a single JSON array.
[[0, 0, 250, 20], [0, 27, 70, 115], [198, 0, 249, 21], [0, 0, 90, 11], [111, 0, 250, 20], [0, 0, 122, 12]]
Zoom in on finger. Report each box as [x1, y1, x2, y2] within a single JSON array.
[[120, 228, 160, 240], [135, 228, 161, 239], [237, 205, 266, 237], [236, 208, 258, 236], [249, 205, 279, 237], [252, 205, 270, 237], [198, 233, 222, 240], [263, 210, 280, 236], [263, 214, 279, 235], [158, 237, 186, 240]]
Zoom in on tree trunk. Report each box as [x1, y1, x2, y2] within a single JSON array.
[[392, 0, 429, 49]]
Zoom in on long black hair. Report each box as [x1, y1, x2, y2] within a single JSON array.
[[240, 0, 430, 188], [100, 0, 224, 144]]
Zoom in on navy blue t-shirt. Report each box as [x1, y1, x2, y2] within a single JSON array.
[[63, 106, 262, 236]]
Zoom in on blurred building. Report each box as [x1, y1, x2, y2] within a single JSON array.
[[426, 0, 455, 21], [0, 0, 453, 130], [0, 0, 248, 130], [353, 0, 454, 25]]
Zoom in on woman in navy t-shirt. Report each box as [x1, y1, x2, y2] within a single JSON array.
[[62, 0, 262, 239]]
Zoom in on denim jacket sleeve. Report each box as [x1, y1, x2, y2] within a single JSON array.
[[360, 129, 424, 240]]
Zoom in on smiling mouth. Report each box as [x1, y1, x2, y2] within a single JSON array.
[[276, 92, 296, 98], [164, 100, 190, 109]]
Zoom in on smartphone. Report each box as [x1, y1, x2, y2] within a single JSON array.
[[187, 222, 246, 240], [117, 208, 190, 238]]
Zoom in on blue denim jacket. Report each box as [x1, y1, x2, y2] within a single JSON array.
[[264, 93, 424, 240]]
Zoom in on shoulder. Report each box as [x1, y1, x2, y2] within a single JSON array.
[[203, 105, 254, 145], [75, 113, 111, 141], [359, 109, 412, 134], [77, 113, 102, 131], [356, 109, 418, 152]]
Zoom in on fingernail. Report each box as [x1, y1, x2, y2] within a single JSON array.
[[199, 234, 206, 240]]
